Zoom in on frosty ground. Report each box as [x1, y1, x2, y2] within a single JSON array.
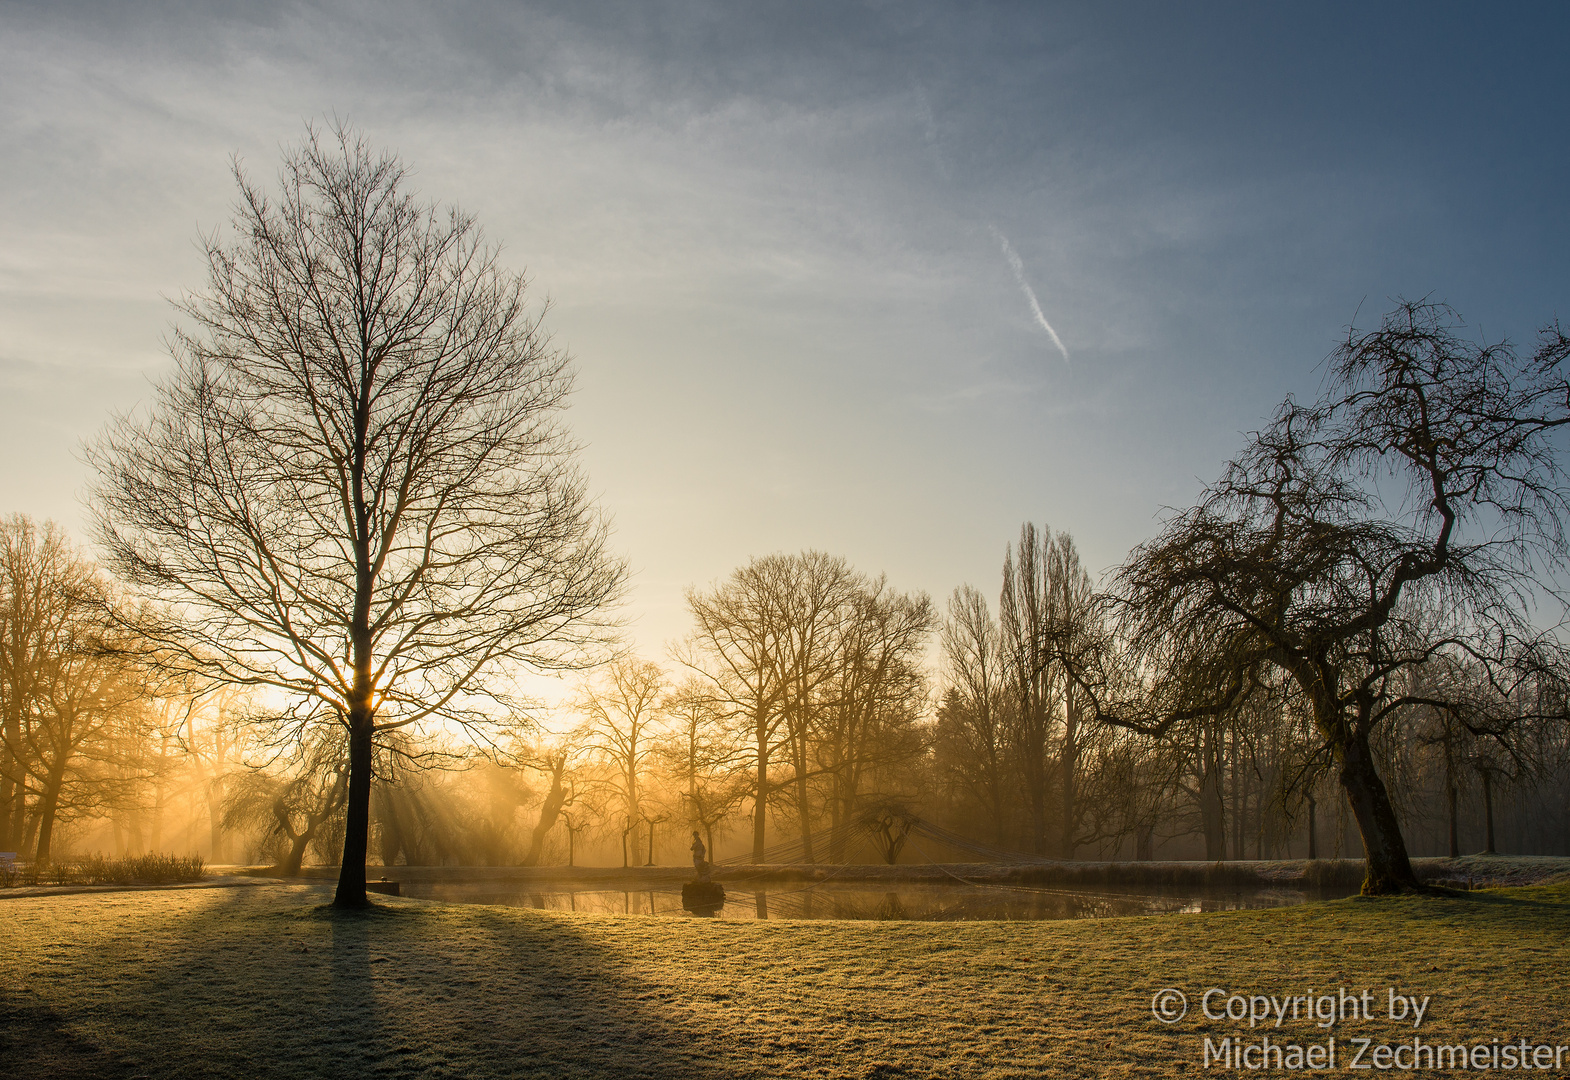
[[3, 867, 1568, 1079]]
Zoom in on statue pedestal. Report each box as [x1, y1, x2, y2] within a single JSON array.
[[681, 880, 726, 916]]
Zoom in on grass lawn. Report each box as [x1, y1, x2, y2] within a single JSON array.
[[3, 877, 1568, 1078]]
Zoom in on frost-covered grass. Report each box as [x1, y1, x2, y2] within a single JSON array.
[[3, 879, 1567, 1078]]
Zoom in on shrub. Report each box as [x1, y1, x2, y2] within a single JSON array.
[[4, 853, 206, 887]]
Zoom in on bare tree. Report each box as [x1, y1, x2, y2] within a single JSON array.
[[1094, 301, 1570, 893], [0, 516, 91, 852], [29, 632, 151, 864], [771, 553, 860, 862], [814, 576, 932, 861], [998, 524, 1096, 857], [516, 741, 586, 867], [682, 558, 794, 861], [1043, 533, 1096, 859], [178, 685, 246, 863], [661, 677, 750, 858], [88, 124, 624, 906], [936, 586, 1008, 841], [681, 552, 926, 863], [575, 657, 667, 867], [0, 517, 154, 863]]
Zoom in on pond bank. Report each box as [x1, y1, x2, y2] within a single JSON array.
[[252, 852, 1570, 890]]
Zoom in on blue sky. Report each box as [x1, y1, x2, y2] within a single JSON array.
[[2, 1, 1567, 664]]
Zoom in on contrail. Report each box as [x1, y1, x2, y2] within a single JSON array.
[[989, 225, 1069, 364]]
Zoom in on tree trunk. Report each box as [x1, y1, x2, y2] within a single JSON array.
[[1446, 783, 1459, 858], [1442, 724, 1459, 858], [827, 793, 845, 864], [150, 732, 170, 853], [752, 716, 769, 861], [335, 396, 376, 909], [209, 776, 226, 864], [1059, 688, 1079, 860], [521, 762, 567, 867], [1305, 792, 1317, 860], [126, 807, 144, 855], [32, 764, 66, 864], [1231, 734, 1249, 862], [22, 807, 40, 862], [1479, 769, 1496, 854], [1, 707, 19, 850], [1025, 728, 1048, 857], [1200, 726, 1226, 860], [794, 747, 815, 864], [1228, 722, 1241, 860], [333, 719, 373, 907], [280, 828, 312, 876], [1335, 728, 1418, 894], [279, 772, 347, 877]]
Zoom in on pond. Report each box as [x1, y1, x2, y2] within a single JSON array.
[[398, 879, 1356, 921]]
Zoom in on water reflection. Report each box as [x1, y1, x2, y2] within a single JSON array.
[[399, 880, 1352, 921]]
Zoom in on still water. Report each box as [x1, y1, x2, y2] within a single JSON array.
[[399, 880, 1352, 921]]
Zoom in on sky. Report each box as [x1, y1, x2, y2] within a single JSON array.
[[3, 1, 1569, 689]]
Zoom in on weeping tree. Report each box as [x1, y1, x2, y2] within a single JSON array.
[[1075, 301, 1570, 893], [222, 729, 349, 876], [89, 123, 624, 907]]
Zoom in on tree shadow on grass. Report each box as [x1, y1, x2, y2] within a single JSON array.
[[459, 905, 745, 1079], [1351, 886, 1570, 914], [1339, 885, 1570, 941], [0, 985, 141, 1080], [73, 888, 737, 1080]]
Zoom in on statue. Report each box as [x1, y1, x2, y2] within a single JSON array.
[[690, 830, 707, 877], [681, 829, 725, 916]]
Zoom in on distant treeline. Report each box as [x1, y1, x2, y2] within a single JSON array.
[[3, 515, 1565, 871]]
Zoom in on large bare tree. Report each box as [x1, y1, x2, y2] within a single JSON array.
[[1092, 301, 1570, 893], [89, 124, 624, 906]]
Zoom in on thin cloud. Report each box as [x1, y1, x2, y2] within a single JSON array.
[[989, 225, 1069, 364]]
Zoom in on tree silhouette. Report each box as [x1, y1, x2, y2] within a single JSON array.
[[1093, 301, 1570, 893], [89, 124, 623, 906]]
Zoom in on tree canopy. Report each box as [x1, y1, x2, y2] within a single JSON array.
[[1094, 301, 1570, 892], [88, 124, 624, 905]]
